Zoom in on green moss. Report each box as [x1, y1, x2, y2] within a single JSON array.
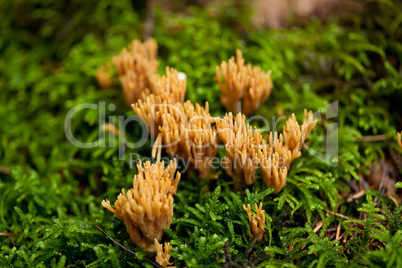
[[1, 0, 401, 267]]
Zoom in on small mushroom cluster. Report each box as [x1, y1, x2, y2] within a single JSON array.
[[102, 160, 180, 252], [132, 67, 186, 139], [215, 49, 273, 115], [243, 203, 265, 242], [154, 239, 172, 268], [216, 109, 317, 193], [216, 112, 264, 185], [152, 100, 218, 178], [113, 39, 159, 106]]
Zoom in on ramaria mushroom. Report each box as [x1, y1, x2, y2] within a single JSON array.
[[102, 159, 180, 252], [261, 110, 316, 192], [154, 239, 173, 268], [283, 109, 317, 152], [217, 110, 316, 193], [216, 112, 263, 185], [153, 101, 218, 178], [215, 50, 273, 115], [243, 202, 265, 242], [95, 63, 113, 89], [113, 39, 159, 106], [152, 67, 186, 105], [132, 67, 187, 139], [132, 95, 184, 140]]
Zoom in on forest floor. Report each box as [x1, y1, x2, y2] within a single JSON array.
[[1, 0, 401, 267]]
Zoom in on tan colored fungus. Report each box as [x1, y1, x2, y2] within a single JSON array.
[[132, 94, 183, 140], [154, 239, 173, 268], [216, 110, 316, 192], [152, 67, 186, 104], [398, 131, 402, 151], [113, 39, 159, 106], [283, 109, 317, 152], [132, 67, 187, 139], [260, 151, 288, 193], [101, 159, 180, 252], [243, 202, 265, 242], [215, 50, 273, 115], [216, 112, 264, 185], [153, 101, 218, 178], [262, 110, 316, 192]]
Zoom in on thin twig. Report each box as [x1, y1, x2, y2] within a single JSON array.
[[357, 134, 387, 142], [388, 195, 399, 207], [0, 167, 11, 175], [143, 0, 156, 40], [336, 222, 341, 241], [347, 189, 367, 202], [313, 221, 324, 233], [325, 209, 350, 220], [0, 233, 20, 237], [95, 226, 163, 268], [245, 238, 258, 259]]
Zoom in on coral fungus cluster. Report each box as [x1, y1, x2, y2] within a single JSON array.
[[243, 203, 266, 242], [215, 49, 273, 115], [102, 160, 181, 252], [112, 39, 159, 106], [95, 63, 113, 89], [154, 239, 172, 267], [261, 110, 316, 192], [216, 109, 316, 193], [113, 39, 187, 112], [132, 67, 187, 139], [102, 39, 317, 260], [216, 112, 264, 185], [153, 100, 218, 178], [152, 67, 187, 104]]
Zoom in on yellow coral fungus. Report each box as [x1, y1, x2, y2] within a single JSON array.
[[216, 112, 263, 185], [132, 67, 187, 139], [258, 110, 316, 192], [260, 152, 288, 193], [216, 110, 316, 192], [243, 203, 265, 242], [283, 109, 317, 152], [101, 160, 180, 252], [132, 94, 184, 140], [398, 131, 402, 151], [152, 67, 186, 104], [113, 39, 159, 106], [154, 239, 173, 268], [215, 50, 273, 115], [265, 131, 300, 169], [154, 101, 218, 178]]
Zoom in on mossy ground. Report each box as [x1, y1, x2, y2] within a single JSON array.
[[1, 1, 401, 267]]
